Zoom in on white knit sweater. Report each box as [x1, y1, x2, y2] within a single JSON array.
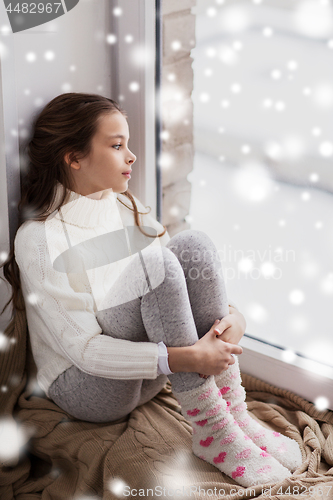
[[14, 182, 238, 397], [14, 182, 171, 396]]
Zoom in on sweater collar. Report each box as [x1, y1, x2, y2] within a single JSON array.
[[50, 181, 120, 228]]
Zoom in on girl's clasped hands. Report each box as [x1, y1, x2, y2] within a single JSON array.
[[197, 306, 246, 378]]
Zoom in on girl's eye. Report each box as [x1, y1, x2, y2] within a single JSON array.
[[113, 144, 121, 150]]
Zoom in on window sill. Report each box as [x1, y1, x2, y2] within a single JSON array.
[[239, 333, 333, 411]]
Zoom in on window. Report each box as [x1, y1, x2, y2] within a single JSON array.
[[190, 0, 333, 408]]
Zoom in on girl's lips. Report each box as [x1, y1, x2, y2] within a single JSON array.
[[122, 173, 131, 178]]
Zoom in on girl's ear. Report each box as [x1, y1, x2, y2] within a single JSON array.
[[64, 152, 80, 170]]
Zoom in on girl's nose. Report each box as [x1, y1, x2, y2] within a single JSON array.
[[128, 152, 136, 164]]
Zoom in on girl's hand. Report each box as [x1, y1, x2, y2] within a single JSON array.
[[198, 310, 246, 378], [214, 306, 246, 345], [192, 320, 243, 377]]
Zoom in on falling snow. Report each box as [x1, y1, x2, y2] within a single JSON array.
[[263, 27, 273, 37], [171, 40, 182, 51], [289, 290, 305, 305], [281, 350, 297, 363], [0, 0, 331, 418], [246, 303, 268, 323], [106, 34, 117, 44], [314, 396, 329, 411], [44, 51, 55, 61], [112, 7, 122, 17], [128, 81, 140, 92], [26, 52, 36, 62], [108, 478, 128, 497], [0, 332, 9, 351], [0, 418, 27, 462], [319, 141, 333, 157]]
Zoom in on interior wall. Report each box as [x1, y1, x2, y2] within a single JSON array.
[[0, 0, 113, 332]]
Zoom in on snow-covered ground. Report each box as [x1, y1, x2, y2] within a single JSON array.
[[189, 1, 333, 367]]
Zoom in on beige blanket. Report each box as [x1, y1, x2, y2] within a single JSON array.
[[1, 292, 333, 499]]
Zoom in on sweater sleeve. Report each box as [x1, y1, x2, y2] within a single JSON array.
[[15, 227, 159, 380]]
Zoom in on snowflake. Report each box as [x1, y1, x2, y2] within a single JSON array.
[[241, 144, 251, 154], [44, 51, 55, 61], [287, 60, 298, 71], [61, 83, 72, 92], [263, 27, 273, 37], [128, 82, 140, 92], [281, 350, 296, 363], [309, 172, 319, 182], [230, 83, 242, 94], [221, 100, 230, 108], [301, 192, 311, 201], [200, 92, 210, 103], [169, 206, 179, 217], [319, 141, 333, 157], [271, 69, 281, 80], [26, 52, 36, 62], [113, 7, 122, 17], [311, 127, 321, 137], [206, 7, 217, 17], [275, 101, 286, 112], [238, 258, 254, 274], [314, 397, 329, 411], [106, 34, 117, 44], [246, 303, 268, 323], [1, 251, 8, 262], [0, 332, 9, 351], [124, 34, 133, 43], [232, 40, 243, 51], [289, 290, 305, 305], [0, 418, 27, 462], [262, 98, 273, 109], [171, 40, 181, 51]]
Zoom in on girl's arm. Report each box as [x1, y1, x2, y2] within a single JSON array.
[[214, 306, 246, 345], [167, 321, 243, 375], [15, 225, 160, 383]]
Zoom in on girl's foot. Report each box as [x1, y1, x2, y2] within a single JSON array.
[[173, 376, 291, 487], [215, 356, 302, 473]]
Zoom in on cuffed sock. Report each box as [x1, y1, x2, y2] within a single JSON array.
[[214, 356, 302, 473], [173, 376, 291, 487]]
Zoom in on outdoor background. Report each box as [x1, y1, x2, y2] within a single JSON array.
[[189, 0, 333, 368]]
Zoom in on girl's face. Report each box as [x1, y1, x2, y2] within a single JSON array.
[[69, 111, 137, 195]]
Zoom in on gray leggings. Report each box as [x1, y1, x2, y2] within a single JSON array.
[[48, 229, 230, 423]]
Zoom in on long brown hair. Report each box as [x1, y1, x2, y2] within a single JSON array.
[[0, 92, 166, 318]]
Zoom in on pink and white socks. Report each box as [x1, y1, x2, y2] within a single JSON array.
[[214, 356, 302, 473], [173, 376, 291, 487]]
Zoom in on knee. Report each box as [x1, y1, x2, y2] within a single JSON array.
[[160, 246, 185, 280], [141, 245, 184, 283], [167, 229, 215, 263]]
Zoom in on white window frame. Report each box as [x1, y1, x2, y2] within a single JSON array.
[[0, 34, 20, 328], [109, 0, 161, 220], [239, 336, 333, 410]]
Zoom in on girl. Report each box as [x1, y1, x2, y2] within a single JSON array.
[[1, 93, 301, 487]]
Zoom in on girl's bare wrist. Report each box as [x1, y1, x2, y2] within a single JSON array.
[[167, 345, 196, 373]]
